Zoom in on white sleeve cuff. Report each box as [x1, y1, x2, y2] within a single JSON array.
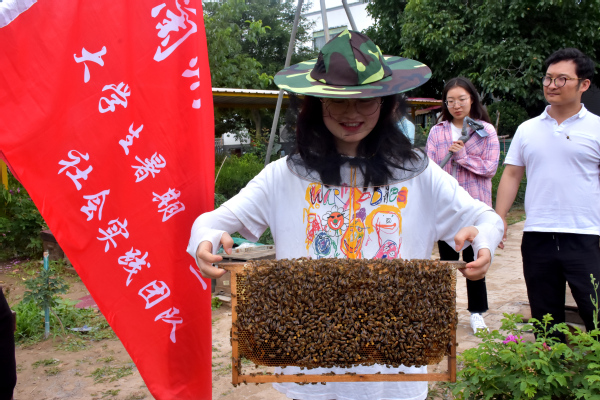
[[186, 206, 251, 266], [471, 221, 504, 262]]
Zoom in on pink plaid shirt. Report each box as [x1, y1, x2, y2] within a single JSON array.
[[426, 119, 500, 206]]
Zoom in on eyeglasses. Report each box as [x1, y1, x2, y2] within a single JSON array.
[[444, 97, 470, 108], [321, 98, 383, 117], [542, 76, 583, 88]]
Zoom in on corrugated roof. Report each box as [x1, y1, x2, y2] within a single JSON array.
[[212, 88, 288, 109]]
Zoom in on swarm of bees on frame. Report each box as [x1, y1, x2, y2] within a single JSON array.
[[232, 258, 457, 371]]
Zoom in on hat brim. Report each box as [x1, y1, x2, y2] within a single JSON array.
[[274, 56, 431, 99]]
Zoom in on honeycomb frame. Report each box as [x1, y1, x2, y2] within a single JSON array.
[[224, 258, 463, 385]]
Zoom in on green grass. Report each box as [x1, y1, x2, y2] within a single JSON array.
[[123, 392, 147, 400], [241, 357, 253, 365], [44, 366, 61, 376], [88, 364, 134, 383], [32, 358, 59, 368], [55, 336, 91, 352], [214, 363, 231, 377], [100, 389, 121, 398]]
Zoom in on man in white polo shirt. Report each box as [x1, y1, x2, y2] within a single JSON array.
[[495, 48, 600, 335]]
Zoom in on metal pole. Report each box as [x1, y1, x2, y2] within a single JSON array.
[[264, 0, 304, 166], [215, 155, 228, 184], [320, 0, 330, 42], [43, 251, 50, 339], [341, 0, 357, 31]]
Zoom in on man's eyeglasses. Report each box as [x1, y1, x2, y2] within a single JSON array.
[[321, 98, 383, 117], [444, 97, 470, 108], [542, 76, 583, 88]]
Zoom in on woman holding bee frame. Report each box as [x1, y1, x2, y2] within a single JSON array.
[[188, 31, 503, 400]]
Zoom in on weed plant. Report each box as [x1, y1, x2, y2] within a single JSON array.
[[23, 266, 69, 310], [211, 296, 223, 310]]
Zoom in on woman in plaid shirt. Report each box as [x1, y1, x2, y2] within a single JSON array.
[[426, 77, 500, 333]]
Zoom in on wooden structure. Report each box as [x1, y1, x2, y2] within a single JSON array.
[[223, 260, 464, 385]]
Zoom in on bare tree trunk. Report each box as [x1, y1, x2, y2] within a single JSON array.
[[251, 109, 262, 140], [495, 110, 500, 133]]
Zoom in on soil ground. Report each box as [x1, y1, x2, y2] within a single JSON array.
[[5, 208, 567, 400]]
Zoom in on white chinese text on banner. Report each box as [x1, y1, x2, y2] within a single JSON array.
[[0, 1, 214, 398]]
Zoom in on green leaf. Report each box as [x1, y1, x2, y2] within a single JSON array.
[[520, 380, 528, 391]]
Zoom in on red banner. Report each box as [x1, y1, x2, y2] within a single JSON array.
[[0, 1, 214, 398]]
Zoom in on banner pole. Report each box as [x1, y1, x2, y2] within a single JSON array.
[[43, 251, 50, 339], [320, 0, 330, 42], [341, 0, 358, 31]]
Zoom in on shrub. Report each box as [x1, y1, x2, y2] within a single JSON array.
[[214, 193, 228, 209], [453, 276, 600, 400], [0, 172, 46, 260], [491, 158, 527, 207], [241, 128, 282, 162], [487, 101, 529, 138], [415, 121, 435, 148], [214, 153, 265, 199]]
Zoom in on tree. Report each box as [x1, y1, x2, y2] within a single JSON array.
[[203, 0, 316, 137], [368, 0, 600, 112], [204, 1, 272, 91], [364, 0, 408, 56], [238, 0, 316, 80]]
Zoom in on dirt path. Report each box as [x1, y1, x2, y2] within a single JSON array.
[[7, 220, 536, 399]]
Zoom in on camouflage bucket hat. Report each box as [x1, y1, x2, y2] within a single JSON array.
[[274, 30, 431, 99]]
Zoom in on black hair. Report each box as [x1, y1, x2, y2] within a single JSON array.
[[545, 48, 595, 81], [288, 94, 418, 187], [440, 77, 491, 124]]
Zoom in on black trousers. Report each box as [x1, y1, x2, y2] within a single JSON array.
[[438, 241, 488, 313], [521, 232, 600, 332], [0, 288, 16, 400]]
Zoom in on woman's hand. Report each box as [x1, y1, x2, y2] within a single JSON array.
[[454, 226, 491, 281], [195, 233, 234, 279], [448, 140, 465, 153]]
